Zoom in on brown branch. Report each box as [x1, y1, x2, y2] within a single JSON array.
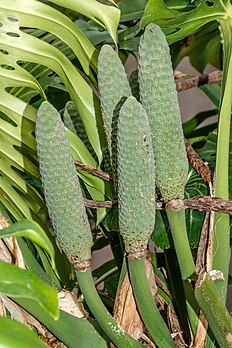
[[175, 70, 222, 92], [84, 196, 232, 216], [184, 139, 213, 183], [74, 160, 113, 181], [84, 198, 117, 208]]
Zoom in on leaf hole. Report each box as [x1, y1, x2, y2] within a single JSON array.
[[205, 1, 214, 6], [0, 64, 15, 70], [7, 17, 19, 22], [0, 23, 3, 27], [0, 49, 9, 55], [0, 111, 17, 127], [6, 32, 20, 37]]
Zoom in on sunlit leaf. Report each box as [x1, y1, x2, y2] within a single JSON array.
[[0, 0, 97, 74], [0, 219, 55, 268], [0, 317, 47, 348], [48, 0, 120, 47], [0, 260, 59, 319]]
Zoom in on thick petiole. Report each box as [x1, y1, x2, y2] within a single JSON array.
[[76, 267, 143, 348]]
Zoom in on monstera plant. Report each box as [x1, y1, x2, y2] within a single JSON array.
[[0, 0, 232, 347]]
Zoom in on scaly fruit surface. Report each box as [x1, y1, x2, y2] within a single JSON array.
[[117, 96, 156, 256], [36, 101, 92, 269], [63, 101, 97, 161], [139, 23, 188, 202], [98, 45, 132, 190]]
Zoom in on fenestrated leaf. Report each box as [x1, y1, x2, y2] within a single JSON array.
[[0, 219, 55, 268], [0, 260, 59, 319], [140, 0, 227, 44], [0, 9, 109, 221], [0, 317, 47, 348], [48, 0, 120, 47], [0, 0, 98, 74], [0, 96, 43, 220], [0, 13, 102, 163]]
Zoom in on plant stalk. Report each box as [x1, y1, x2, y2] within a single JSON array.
[[212, 17, 232, 301], [76, 267, 143, 348], [128, 258, 175, 348], [166, 210, 196, 280], [195, 272, 232, 348]]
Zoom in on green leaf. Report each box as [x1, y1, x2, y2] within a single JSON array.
[[181, 22, 221, 72], [48, 0, 120, 47], [0, 317, 47, 348], [200, 84, 221, 107], [119, 0, 148, 22], [0, 19, 102, 162], [151, 167, 208, 249], [0, 260, 59, 319], [183, 109, 218, 138], [140, 0, 227, 44], [15, 298, 109, 348], [0, 1, 98, 74], [198, 132, 232, 196], [0, 219, 55, 268]]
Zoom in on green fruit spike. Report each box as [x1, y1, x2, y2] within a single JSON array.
[[63, 101, 97, 162], [139, 23, 188, 202], [36, 101, 92, 270], [98, 45, 132, 189], [117, 96, 156, 257]]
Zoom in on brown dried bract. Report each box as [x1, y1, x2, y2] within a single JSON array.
[[184, 139, 213, 183]]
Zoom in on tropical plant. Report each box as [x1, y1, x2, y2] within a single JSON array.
[[0, 0, 232, 347]]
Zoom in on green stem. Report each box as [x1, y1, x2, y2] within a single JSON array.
[[164, 249, 192, 343], [213, 17, 232, 301], [166, 210, 196, 280], [76, 268, 143, 348], [94, 266, 118, 287], [195, 272, 232, 348], [128, 258, 175, 348], [14, 298, 109, 348]]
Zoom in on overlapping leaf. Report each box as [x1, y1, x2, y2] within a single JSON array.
[[140, 0, 228, 43], [0, 260, 59, 319], [0, 317, 48, 348], [48, 0, 120, 47], [0, 1, 114, 222], [0, 219, 55, 268]]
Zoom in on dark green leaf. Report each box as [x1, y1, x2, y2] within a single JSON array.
[[92, 259, 117, 279], [15, 298, 109, 348], [0, 317, 47, 348], [198, 132, 232, 196], [105, 271, 119, 298], [119, 0, 148, 22], [102, 207, 119, 232], [151, 167, 208, 249], [200, 84, 221, 107], [183, 109, 218, 137], [140, 0, 227, 44]]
